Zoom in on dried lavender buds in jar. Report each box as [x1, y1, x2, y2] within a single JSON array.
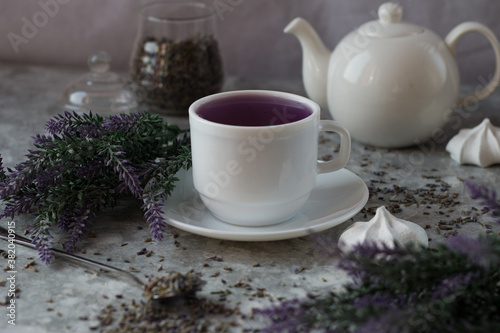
[[131, 34, 224, 114]]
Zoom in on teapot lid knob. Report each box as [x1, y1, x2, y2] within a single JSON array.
[[378, 2, 403, 24]]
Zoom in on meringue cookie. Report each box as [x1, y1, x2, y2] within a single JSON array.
[[338, 206, 428, 252], [446, 118, 500, 167]]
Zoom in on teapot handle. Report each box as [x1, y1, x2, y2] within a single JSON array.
[[445, 22, 500, 108]]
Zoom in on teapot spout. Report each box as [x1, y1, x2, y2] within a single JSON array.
[[285, 17, 331, 108]]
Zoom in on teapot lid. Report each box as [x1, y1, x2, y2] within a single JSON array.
[[358, 3, 424, 38]]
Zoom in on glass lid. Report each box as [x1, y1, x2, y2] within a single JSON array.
[[59, 51, 138, 114]]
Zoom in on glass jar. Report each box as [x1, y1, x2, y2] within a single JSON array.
[[130, 0, 224, 115]]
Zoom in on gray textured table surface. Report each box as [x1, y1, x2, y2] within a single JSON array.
[[0, 63, 499, 332]]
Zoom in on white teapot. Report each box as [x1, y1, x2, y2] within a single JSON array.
[[285, 2, 500, 147]]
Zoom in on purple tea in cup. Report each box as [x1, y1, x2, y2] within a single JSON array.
[[195, 94, 312, 126]]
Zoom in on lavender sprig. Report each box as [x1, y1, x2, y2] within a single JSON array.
[[0, 189, 39, 220], [0, 150, 51, 199], [465, 180, 500, 224], [102, 112, 159, 132], [45, 110, 102, 136], [28, 213, 55, 264], [140, 135, 191, 241], [0, 154, 6, 183], [103, 146, 142, 198], [142, 181, 167, 242], [255, 235, 500, 332], [0, 111, 190, 263], [254, 299, 304, 333], [63, 206, 97, 253]]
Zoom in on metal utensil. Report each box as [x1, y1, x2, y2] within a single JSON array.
[[0, 225, 192, 304]]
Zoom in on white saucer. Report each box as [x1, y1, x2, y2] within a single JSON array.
[[162, 169, 368, 241]]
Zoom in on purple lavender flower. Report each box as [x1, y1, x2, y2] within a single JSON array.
[[45, 111, 77, 135], [0, 154, 5, 182], [35, 164, 63, 189], [356, 313, 406, 333], [1, 157, 46, 199], [75, 159, 106, 179], [104, 147, 142, 198], [337, 241, 406, 282], [45, 111, 98, 136], [63, 206, 96, 253], [352, 293, 402, 310], [33, 233, 54, 264], [141, 179, 166, 241], [465, 180, 500, 223], [431, 272, 480, 299], [0, 191, 39, 219], [102, 112, 148, 132], [32, 134, 53, 146], [57, 215, 71, 232], [141, 197, 166, 241], [77, 124, 101, 139], [446, 235, 500, 269], [27, 219, 55, 264], [253, 299, 305, 333]]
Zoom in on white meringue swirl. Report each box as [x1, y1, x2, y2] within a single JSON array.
[[446, 118, 500, 168], [338, 206, 428, 252]]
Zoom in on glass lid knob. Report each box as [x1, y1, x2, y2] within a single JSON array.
[[88, 51, 111, 74]]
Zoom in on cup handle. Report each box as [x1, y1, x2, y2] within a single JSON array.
[[445, 22, 500, 107], [317, 120, 351, 174]]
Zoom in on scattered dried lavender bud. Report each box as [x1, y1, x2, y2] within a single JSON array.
[[294, 267, 305, 274], [136, 248, 147, 255], [206, 255, 223, 262], [23, 261, 37, 272]]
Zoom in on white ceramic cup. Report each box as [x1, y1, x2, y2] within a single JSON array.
[[189, 90, 351, 226]]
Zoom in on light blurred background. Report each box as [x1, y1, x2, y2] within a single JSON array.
[[1, 0, 499, 84]]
